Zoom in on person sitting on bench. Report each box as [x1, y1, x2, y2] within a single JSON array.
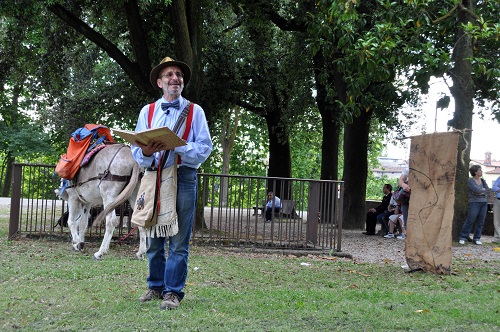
[[265, 191, 282, 222], [384, 205, 406, 239]]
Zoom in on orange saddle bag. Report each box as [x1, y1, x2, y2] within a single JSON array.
[[55, 124, 114, 180]]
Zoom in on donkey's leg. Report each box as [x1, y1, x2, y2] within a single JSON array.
[[92, 210, 119, 260], [67, 199, 89, 252], [127, 194, 146, 260], [77, 205, 91, 250], [135, 226, 147, 260], [67, 203, 80, 251]]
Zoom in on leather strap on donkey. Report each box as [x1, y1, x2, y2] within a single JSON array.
[[97, 145, 128, 187]]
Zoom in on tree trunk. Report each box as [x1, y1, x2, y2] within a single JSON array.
[[265, 110, 292, 199], [313, 51, 341, 181], [320, 111, 341, 181], [170, 0, 207, 228], [1, 154, 14, 197], [171, 0, 203, 103], [449, 0, 476, 241], [342, 110, 372, 229]]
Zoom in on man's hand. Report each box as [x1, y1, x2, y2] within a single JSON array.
[[136, 139, 170, 157]]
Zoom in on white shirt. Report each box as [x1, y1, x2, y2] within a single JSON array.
[[266, 196, 282, 208]]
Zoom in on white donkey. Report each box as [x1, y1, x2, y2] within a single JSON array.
[[56, 144, 146, 260]]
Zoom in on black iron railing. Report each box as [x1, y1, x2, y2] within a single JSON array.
[[8, 163, 343, 251]]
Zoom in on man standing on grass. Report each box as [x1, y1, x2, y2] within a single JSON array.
[[132, 56, 212, 310]]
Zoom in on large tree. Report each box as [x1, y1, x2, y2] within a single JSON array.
[[308, 0, 498, 229], [416, 0, 499, 239], [0, 4, 56, 195], [241, 0, 418, 227], [201, 2, 318, 197], [1, 0, 206, 145]]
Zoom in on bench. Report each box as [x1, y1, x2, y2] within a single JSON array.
[[281, 200, 296, 216], [252, 199, 267, 216]]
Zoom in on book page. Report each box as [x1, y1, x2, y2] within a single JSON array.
[[112, 127, 187, 149]]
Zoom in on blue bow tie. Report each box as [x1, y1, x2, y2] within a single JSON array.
[[161, 100, 180, 113]]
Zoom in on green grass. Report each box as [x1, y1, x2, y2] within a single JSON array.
[[1, 209, 499, 332]]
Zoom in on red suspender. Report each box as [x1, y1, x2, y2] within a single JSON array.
[[148, 103, 155, 128], [177, 103, 195, 164], [183, 103, 194, 140]]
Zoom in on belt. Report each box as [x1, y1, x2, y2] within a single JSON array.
[[497, 197, 500, 200], [146, 167, 158, 171]]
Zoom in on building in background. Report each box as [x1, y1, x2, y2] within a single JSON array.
[[372, 157, 407, 178], [373, 152, 499, 184]]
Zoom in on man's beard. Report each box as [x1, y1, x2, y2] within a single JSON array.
[[164, 85, 183, 97]]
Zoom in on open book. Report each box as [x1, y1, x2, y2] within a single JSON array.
[[112, 127, 187, 149]]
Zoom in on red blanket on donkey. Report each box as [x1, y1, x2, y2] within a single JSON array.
[[55, 124, 115, 180]]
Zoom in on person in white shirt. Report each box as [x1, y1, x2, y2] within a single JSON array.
[[398, 167, 411, 229], [384, 203, 406, 240], [265, 191, 282, 222]]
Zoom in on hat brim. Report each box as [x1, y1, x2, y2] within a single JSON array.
[[150, 60, 191, 89]]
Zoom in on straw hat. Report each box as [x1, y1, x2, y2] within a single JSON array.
[[149, 56, 191, 89]]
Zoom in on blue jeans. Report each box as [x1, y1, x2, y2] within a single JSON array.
[[146, 166, 197, 301], [401, 203, 409, 229], [265, 207, 280, 221], [460, 202, 488, 241], [377, 212, 390, 234]]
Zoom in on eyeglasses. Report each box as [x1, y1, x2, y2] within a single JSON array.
[[161, 71, 184, 79]]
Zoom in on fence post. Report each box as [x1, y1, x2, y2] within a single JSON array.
[[8, 164, 22, 239]]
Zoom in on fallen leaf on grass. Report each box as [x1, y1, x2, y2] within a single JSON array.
[[414, 309, 431, 314], [348, 270, 371, 277], [321, 256, 338, 261]]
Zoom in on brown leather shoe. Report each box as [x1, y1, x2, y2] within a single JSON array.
[[139, 289, 162, 302], [161, 292, 180, 310]]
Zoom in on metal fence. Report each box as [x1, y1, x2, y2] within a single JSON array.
[[8, 163, 344, 252]]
